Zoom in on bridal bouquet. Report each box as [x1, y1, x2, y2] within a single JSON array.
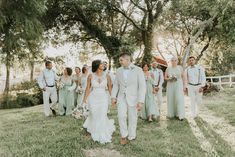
[[72, 102, 89, 119], [168, 74, 177, 82], [82, 104, 89, 118]]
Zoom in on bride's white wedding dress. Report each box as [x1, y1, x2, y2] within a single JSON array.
[[83, 73, 115, 144]]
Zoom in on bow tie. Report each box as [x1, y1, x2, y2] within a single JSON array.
[[123, 67, 130, 70]]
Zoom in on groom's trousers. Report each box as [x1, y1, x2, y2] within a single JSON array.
[[118, 98, 138, 140]]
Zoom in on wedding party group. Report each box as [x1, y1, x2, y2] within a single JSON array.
[[37, 52, 206, 145]]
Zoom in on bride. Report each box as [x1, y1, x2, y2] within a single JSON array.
[[82, 60, 115, 144]]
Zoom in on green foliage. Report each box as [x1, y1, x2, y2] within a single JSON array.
[[203, 44, 235, 76], [0, 93, 41, 109], [0, 0, 46, 92], [10, 80, 39, 91], [43, 0, 136, 67], [0, 81, 43, 109]]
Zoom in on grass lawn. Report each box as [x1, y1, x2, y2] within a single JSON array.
[[0, 89, 235, 157], [203, 88, 235, 126]]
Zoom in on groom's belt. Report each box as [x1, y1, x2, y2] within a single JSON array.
[[188, 83, 201, 86]]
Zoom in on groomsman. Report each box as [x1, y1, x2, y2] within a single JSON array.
[[185, 56, 206, 118], [150, 61, 164, 114], [103, 61, 115, 85], [72, 67, 81, 107], [37, 61, 59, 117], [103, 61, 115, 113], [111, 52, 146, 145]]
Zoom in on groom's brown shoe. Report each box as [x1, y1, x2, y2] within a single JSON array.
[[120, 138, 128, 145]]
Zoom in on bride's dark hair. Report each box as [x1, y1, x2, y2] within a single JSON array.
[[92, 60, 102, 72]]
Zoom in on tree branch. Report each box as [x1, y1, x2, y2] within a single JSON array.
[[130, 0, 146, 12], [112, 6, 144, 31], [196, 37, 211, 62]]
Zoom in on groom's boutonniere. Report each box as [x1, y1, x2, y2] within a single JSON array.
[[130, 65, 135, 70]]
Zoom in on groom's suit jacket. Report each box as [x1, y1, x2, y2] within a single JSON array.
[[111, 64, 146, 106]]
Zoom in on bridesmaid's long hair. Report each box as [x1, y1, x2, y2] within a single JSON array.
[[92, 60, 102, 73]]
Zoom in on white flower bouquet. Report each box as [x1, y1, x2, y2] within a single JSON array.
[[57, 81, 64, 89], [76, 86, 83, 94], [168, 74, 177, 82], [72, 102, 89, 119]]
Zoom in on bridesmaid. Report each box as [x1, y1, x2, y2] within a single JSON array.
[[58, 67, 77, 116], [73, 67, 81, 107], [141, 63, 159, 122], [79, 66, 89, 103], [165, 57, 186, 121]]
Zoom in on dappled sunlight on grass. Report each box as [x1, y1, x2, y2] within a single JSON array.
[[1, 89, 235, 156]]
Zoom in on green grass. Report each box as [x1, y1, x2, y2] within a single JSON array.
[[203, 88, 235, 126], [0, 107, 205, 157], [195, 117, 235, 157], [1, 88, 235, 157]]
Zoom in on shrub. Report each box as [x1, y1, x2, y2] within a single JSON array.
[[0, 80, 43, 109]]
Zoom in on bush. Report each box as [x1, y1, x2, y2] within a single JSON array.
[[10, 80, 38, 91], [0, 92, 42, 109], [0, 81, 43, 109], [0, 95, 20, 109]]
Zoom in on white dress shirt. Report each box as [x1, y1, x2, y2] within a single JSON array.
[[151, 68, 164, 87], [37, 69, 59, 89], [186, 65, 206, 87], [123, 65, 131, 84]]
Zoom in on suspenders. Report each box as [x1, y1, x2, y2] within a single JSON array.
[[187, 67, 201, 86], [43, 70, 55, 87], [157, 71, 161, 87], [153, 69, 161, 87]]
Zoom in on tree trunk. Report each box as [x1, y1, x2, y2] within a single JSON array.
[[182, 14, 217, 68], [4, 59, 10, 94], [108, 55, 112, 70], [196, 39, 211, 63], [74, 7, 122, 67], [142, 30, 154, 63], [30, 62, 34, 82]]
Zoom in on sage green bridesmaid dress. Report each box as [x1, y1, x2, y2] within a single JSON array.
[[141, 73, 159, 119], [59, 76, 76, 115], [166, 66, 185, 119]]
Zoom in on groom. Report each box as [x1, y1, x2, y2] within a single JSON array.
[[111, 52, 146, 145]]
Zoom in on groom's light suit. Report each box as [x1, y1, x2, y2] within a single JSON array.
[[112, 63, 146, 140]]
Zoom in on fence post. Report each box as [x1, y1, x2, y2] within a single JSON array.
[[219, 77, 224, 90]]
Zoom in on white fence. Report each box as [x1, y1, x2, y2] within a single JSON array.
[[206, 74, 235, 89]]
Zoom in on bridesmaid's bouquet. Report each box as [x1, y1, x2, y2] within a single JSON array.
[[168, 74, 177, 82], [57, 81, 64, 89], [76, 86, 83, 94]]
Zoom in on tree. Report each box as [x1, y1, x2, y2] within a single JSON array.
[[43, 0, 135, 67], [0, 0, 45, 93], [107, 0, 170, 63], [165, 0, 235, 68]]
